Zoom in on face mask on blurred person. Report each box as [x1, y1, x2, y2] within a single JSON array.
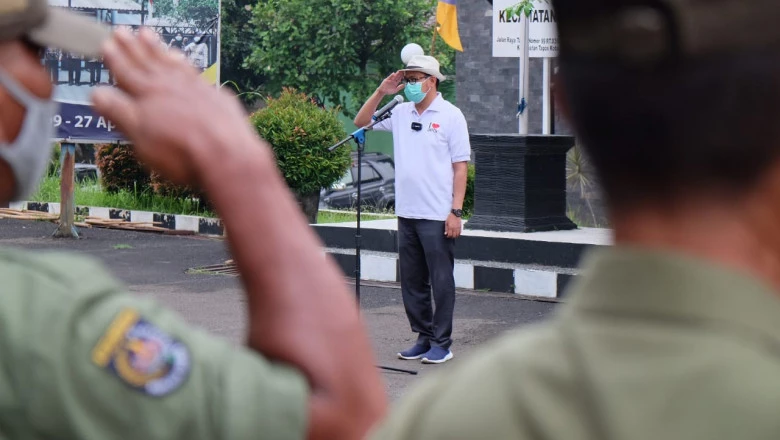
[[0, 69, 58, 201]]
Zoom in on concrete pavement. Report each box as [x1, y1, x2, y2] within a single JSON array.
[[0, 218, 557, 400]]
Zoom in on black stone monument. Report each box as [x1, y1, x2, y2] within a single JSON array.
[[465, 134, 577, 233]]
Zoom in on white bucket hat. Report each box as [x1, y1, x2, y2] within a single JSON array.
[[401, 55, 446, 82]]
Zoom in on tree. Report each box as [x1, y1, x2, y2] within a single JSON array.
[[506, 0, 547, 19], [153, 0, 218, 29], [219, 0, 265, 104], [248, 0, 456, 115]]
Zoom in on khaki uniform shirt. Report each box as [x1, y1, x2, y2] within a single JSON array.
[[371, 247, 780, 440], [0, 249, 308, 439]]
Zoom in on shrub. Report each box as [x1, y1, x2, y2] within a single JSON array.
[[48, 143, 61, 177], [566, 144, 608, 227], [150, 172, 196, 199], [463, 163, 475, 218], [249, 88, 351, 196], [150, 171, 213, 212], [95, 143, 151, 194]]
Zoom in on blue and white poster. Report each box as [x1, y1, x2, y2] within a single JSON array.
[[45, 0, 221, 142], [54, 101, 124, 142]]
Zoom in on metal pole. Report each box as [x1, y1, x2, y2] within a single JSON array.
[[518, 14, 530, 135], [215, 2, 222, 86], [53, 143, 79, 238], [430, 25, 438, 56], [542, 57, 551, 135], [355, 140, 363, 304]]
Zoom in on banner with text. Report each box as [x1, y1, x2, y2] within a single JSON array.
[[528, 4, 558, 58], [492, 1, 558, 58], [54, 102, 124, 142], [47, 0, 221, 142], [492, 0, 523, 58]]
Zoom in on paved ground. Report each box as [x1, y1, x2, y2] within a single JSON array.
[[0, 218, 557, 400]]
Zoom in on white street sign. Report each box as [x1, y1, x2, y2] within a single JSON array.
[[492, 0, 522, 58], [490, 0, 559, 134], [528, 4, 558, 58]]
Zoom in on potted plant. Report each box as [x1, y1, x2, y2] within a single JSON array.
[[250, 88, 351, 223]]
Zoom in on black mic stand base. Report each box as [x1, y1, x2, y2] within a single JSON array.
[[378, 365, 419, 375]]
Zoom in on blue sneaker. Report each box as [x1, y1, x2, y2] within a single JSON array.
[[421, 347, 453, 364], [397, 343, 430, 360]]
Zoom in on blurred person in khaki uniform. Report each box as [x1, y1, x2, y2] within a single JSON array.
[[370, 0, 780, 439], [0, 0, 385, 438]]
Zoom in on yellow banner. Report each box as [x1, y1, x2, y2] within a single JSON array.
[[201, 63, 218, 85], [436, 1, 463, 52]]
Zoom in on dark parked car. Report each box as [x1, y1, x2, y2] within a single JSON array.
[[74, 164, 100, 183], [58, 163, 100, 184], [321, 152, 395, 211]]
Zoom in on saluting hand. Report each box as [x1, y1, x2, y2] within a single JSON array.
[[377, 71, 405, 96]]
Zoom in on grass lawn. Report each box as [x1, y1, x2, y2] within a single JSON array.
[[317, 210, 391, 223], [30, 175, 393, 224], [31, 175, 216, 217]]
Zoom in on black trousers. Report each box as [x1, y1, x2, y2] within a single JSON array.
[[398, 217, 456, 350], [46, 60, 59, 83]]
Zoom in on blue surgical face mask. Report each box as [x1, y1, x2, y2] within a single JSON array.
[[404, 80, 430, 104]]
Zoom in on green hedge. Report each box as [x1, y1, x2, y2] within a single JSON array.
[[249, 88, 351, 196], [95, 143, 151, 194]]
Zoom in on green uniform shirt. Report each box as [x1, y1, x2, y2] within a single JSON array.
[[371, 247, 780, 440], [0, 248, 308, 439]]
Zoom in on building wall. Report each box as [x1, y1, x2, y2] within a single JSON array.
[[456, 0, 573, 136], [455, 1, 607, 227]]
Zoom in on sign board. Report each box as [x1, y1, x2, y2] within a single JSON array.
[[492, 0, 558, 58], [45, 0, 221, 142], [528, 4, 559, 58], [54, 102, 124, 142], [492, 0, 523, 58]]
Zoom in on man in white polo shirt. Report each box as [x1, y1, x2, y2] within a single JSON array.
[[354, 55, 471, 364]]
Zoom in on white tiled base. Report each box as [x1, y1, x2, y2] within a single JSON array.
[[513, 269, 557, 298], [361, 254, 397, 282], [131, 210, 155, 224], [454, 263, 475, 290], [327, 249, 575, 298], [89, 207, 110, 219]]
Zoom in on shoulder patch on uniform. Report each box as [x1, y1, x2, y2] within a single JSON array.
[[92, 308, 191, 397]]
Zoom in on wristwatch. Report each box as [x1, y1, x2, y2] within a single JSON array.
[[451, 209, 463, 218]]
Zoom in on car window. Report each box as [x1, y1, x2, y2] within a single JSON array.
[[337, 170, 354, 186], [355, 165, 380, 183], [371, 159, 395, 179]]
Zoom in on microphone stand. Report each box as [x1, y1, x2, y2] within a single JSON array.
[[329, 112, 418, 376]]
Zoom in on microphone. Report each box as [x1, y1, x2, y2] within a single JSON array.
[[372, 95, 404, 121]]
